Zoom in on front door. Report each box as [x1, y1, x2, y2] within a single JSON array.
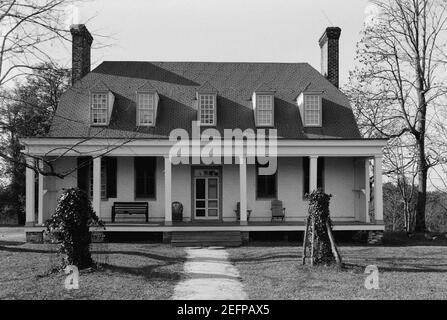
[[193, 169, 220, 220]]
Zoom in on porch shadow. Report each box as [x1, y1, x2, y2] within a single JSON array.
[[0, 244, 55, 254], [177, 272, 241, 281], [230, 253, 301, 263], [343, 262, 447, 274], [101, 263, 183, 281], [99, 250, 185, 264], [0, 241, 26, 246]]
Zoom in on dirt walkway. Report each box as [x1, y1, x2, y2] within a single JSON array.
[[172, 247, 247, 300]]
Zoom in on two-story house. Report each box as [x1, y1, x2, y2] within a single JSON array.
[[21, 25, 386, 245]]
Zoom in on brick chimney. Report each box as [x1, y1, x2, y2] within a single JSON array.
[[70, 24, 93, 85], [319, 27, 341, 88]]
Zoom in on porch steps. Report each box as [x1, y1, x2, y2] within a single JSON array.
[[170, 231, 242, 247]]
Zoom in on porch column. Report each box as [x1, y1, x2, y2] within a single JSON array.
[[365, 158, 371, 223], [239, 157, 247, 225], [25, 157, 36, 226], [164, 157, 172, 225], [92, 156, 101, 218], [37, 160, 44, 225], [309, 156, 318, 192], [374, 155, 383, 223]]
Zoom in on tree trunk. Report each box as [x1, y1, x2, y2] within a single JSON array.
[[415, 147, 427, 232], [414, 84, 427, 233]]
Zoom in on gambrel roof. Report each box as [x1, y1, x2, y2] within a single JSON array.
[[48, 61, 362, 139]]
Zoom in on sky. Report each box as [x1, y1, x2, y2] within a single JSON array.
[[63, 0, 371, 87]]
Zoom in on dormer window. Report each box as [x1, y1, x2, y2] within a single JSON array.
[[136, 82, 159, 127], [304, 95, 322, 126], [90, 81, 115, 126], [91, 93, 108, 125], [255, 94, 274, 127], [198, 94, 216, 126], [137, 93, 155, 126], [298, 92, 323, 127]]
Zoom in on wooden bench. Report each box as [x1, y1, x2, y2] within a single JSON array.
[[111, 202, 149, 223]]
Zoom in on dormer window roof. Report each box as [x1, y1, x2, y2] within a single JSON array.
[[197, 82, 217, 126], [90, 81, 115, 126], [253, 83, 275, 127], [297, 91, 323, 127], [136, 82, 159, 127]]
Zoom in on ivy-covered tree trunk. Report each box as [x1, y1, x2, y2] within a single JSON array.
[[303, 189, 341, 266], [45, 188, 103, 269]]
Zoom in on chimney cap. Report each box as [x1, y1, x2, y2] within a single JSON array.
[[70, 24, 93, 45], [318, 27, 341, 47]]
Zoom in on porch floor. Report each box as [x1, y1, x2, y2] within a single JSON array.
[[24, 220, 384, 234], [100, 220, 384, 232]]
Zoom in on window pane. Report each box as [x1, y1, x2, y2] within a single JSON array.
[[199, 94, 215, 125], [304, 95, 321, 126], [138, 93, 155, 125], [196, 200, 206, 208], [196, 179, 205, 199], [208, 200, 218, 208], [208, 178, 218, 199], [256, 95, 273, 126], [196, 209, 206, 217], [91, 93, 108, 124], [208, 209, 218, 217], [135, 157, 156, 198], [256, 162, 277, 198]]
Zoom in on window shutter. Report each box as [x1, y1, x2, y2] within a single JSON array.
[[106, 157, 117, 198], [317, 157, 324, 191], [77, 157, 91, 193], [303, 157, 310, 196]]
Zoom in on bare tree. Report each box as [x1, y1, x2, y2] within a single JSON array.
[[0, 0, 122, 179], [0, 0, 77, 86], [346, 0, 447, 232]]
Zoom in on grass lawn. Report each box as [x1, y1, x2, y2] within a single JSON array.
[[2, 232, 447, 300], [0, 242, 186, 300], [228, 239, 447, 300]]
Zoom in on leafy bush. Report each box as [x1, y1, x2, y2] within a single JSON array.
[[45, 188, 104, 269]]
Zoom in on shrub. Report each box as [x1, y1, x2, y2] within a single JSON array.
[[45, 188, 104, 269]]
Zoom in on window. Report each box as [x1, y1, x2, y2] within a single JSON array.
[[303, 157, 324, 196], [256, 161, 277, 199], [138, 93, 155, 126], [77, 157, 117, 200], [256, 95, 274, 126], [135, 157, 156, 198], [91, 93, 108, 125], [303, 95, 321, 126], [199, 94, 216, 126]]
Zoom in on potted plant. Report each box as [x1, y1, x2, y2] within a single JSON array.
[[172, 201, 183, 222]]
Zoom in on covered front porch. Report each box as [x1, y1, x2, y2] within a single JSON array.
[[22, 138, 387, 236]]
